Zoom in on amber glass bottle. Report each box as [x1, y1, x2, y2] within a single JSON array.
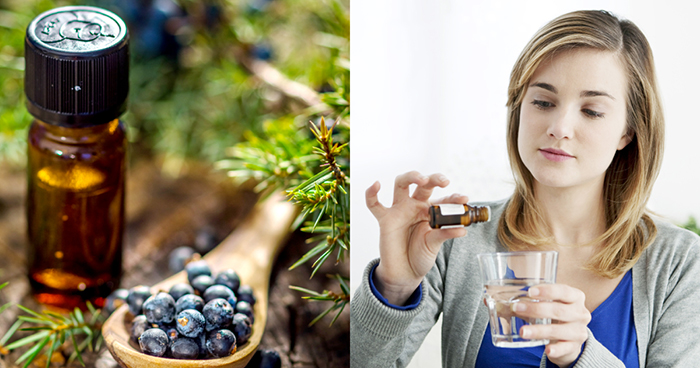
[[24, 6, 129, 308], [429, 204, 490, 229]]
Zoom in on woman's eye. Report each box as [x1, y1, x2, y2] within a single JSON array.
[[531, 100, 553, 109], [582, 109, 604, 118]]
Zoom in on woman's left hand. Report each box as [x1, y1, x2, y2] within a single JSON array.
[[513, 284, 591, 367]]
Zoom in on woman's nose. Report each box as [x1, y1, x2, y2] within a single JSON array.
[[546, 109, 574, 140]]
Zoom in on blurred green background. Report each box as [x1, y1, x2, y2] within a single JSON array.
[[0, 0, 349, 174]]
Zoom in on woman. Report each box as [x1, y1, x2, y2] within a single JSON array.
[[351, 10, 700, 367]]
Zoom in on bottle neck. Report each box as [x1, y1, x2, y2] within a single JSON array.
[[473, 206, 489, 223], [32, 119, 122, 145]]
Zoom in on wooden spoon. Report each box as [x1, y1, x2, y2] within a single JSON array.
[[102, 193, 298, 368]]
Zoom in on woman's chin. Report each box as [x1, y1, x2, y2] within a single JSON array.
[[530, 171, 578, 189]]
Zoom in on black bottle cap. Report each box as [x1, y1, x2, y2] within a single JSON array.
[[24, 6, 129, 127]]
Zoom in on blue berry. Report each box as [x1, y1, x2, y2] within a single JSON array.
[[139, 328, 169, 357], [230, 313, 252, 345], [164, 326, 179, 343], [105, 288, 129, 314], [203, 4, 222, 29], [245, 0, 274, 14], [122, 0, 184, 60], [237, 285, 256, 306], [176, 294, 205, 314], [143, 292, 176, 324], [170, 337, 200, 359], [214, 269, 240, 294], [169, 283, 194, 302], [202, 298, 234, 331], [195, 228, 218, 254], [206, 329, 237, 358], [235, 301, 254, 323], [195, 333, 207, 357], [185, 260, 211, 283], [156, 320, 176, 330], [176, 309, 206, 338], [203, 284, 237, 305], [251, 42, 273, 61], [168, 246, 195, 273], [191, 275, 215, 295], [236, 312, 252, 327], [130, 315, 150, 344], [127, 285, 152, 315], [247, 349, 282, 368]]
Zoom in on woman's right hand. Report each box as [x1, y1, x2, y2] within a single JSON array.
[[366, 171, 469, 305]]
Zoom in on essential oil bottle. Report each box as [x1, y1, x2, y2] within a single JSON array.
[[429, 204, 490, 229], [24, 6, 129, 309]]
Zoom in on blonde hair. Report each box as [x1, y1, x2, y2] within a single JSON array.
[[499, 10, 664, 278]]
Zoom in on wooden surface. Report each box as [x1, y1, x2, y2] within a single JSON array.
[[0, 160, 349, 368]]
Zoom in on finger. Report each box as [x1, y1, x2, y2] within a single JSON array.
[[520, 322, 588, 343], [365, 181, 387, 219], [430, 193, 470, 206], [512, 300, 590, 324], [393, 171, 429, 205], [412, 173, 450, 202], [528, 284, 586, 305], [545, 341, 585, 363], [424, 226, 467, 253]]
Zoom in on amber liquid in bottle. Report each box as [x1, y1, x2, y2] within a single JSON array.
[[429, 204, 490, 229], [27, 119, 126, 309]]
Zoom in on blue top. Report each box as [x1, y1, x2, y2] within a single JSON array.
[[368, 263, 422, 310], [475, 269, 637, 367], [370, 264, 638, 367]]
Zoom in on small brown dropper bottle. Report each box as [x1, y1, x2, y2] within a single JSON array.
[[24, 6, 129, 309], [429, 204, 490, 229]]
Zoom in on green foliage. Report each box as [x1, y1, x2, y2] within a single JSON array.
[[321, 66, 350, 120], [217, 117, 319, 195], [0, 282, 19, 356], [217, 0, 349, 325], [0, 1, 62, 165], [0, 0, 349, 171], [1, 301, 104, 368], [288, 118, 349, 276], [222, 114, 349, 326], [289, 274, 349, 327], [0, 282, 10, 314], [0, 282, 103, 367], [681, 216, 700, 236]]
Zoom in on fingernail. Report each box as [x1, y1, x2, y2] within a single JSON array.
[[438, 175, 447, 182], [419, 175, 429, 181], [511, 303, 526, 312], [521, 327, 531, 338], [547, 346, 555, 356], [528, 287, 539, 297]]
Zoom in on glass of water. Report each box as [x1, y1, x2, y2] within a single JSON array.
[[477, 251, 558, 348]]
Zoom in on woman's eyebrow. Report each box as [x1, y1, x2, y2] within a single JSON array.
[[581, 90, 616, 100], [529, 82, 616, 101], [530, 82, 557, 93]]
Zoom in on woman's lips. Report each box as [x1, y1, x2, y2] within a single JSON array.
[[539, 148, 574, 162]]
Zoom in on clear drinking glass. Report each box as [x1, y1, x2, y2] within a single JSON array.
[[477, 251, 558, 347]]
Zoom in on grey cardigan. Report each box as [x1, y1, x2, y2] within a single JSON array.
[[350, 199, 700, 367]]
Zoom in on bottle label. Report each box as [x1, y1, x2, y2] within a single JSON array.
[[438, 204, 466, 216], [440, 225, 464, 229]]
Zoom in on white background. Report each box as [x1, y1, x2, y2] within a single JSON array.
[[350, 1, 700, 366]]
